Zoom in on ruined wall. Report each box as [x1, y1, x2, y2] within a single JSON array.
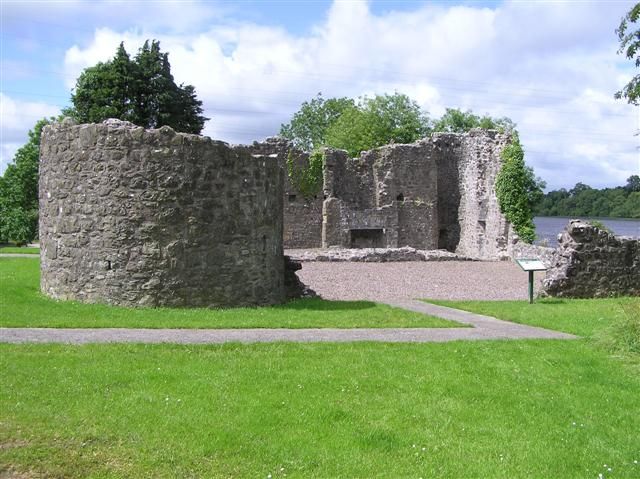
[[39, 119, 285, 308], [317, 131, 508, 257], [542, 220, 640, 298], [454, 130, 511, 259], [247, 138, 323, 249], [509, 237, 556, 268], [321, 142, 439, 249], [433, 134, 464, 251]]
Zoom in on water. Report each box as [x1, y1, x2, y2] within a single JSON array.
[[534, 217, 640, 247]]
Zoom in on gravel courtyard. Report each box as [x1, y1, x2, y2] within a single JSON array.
[[297, 261, 543, 302]]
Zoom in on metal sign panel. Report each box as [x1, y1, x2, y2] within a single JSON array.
[[515, 258, 547, 272]]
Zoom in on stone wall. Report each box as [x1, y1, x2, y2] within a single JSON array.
[[321, 142, 439, 250], [247, 138, 323, 249], [509, 237, 556, 268], [317, 130, 510, 258], [454, 130, 511, 259], [433, 134, 464, 251], [542, 220, 640, 298], [39, 119, 285, 308]]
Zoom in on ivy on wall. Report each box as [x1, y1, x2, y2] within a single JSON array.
[[286, 150, 324, 200], [495, 134, 537, 243]]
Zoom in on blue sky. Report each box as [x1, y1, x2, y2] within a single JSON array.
[[1, 0, 638, 190]]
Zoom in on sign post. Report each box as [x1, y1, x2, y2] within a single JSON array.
[[515, 259, 547, 304]]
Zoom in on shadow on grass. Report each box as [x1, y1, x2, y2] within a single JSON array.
[[536, 298, 566, 305], [278, 298, 378, 311]]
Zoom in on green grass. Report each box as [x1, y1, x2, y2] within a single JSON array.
[[2, 258, 639, 477], [0, 257, 460, 329], [2, 341, 639, 478], [0, 244, 39, 254], [426, 297, 639, 338]]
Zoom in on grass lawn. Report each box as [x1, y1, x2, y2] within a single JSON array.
[[427, 298, 639, 338], [2, 340, 639, 478], [0, 258, 459, 329], [0, 244, 39, 254], [2, 259, 639, 477]]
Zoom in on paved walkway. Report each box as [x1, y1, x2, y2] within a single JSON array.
[[0, 300, 575, 344]]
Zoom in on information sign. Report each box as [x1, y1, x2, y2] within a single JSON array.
[[515, 258, 548, 303]]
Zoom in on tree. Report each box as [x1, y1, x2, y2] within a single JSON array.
[[625, 174, 640, 192], [615, 3, 640, 105], [325, 93, 431, 157], [280, 93, 355, 151], [495, 133, 545, 243], [66, 40, 208, 134], [432, 108, 515, 133], [0, 118, 51, 245]]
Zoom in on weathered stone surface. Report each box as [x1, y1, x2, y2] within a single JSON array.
[[39, 119, 287, 308], [246, 138, 323, 249], [284, 255, 317, 298], [257, 130, 511, 260], [509, 236, 556, 267], [286, 247, 474, 263], [542, 220, 640, 298]]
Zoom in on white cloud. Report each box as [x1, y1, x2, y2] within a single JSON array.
[[9, 0, 636, 189], [0, 94, 61, 173]]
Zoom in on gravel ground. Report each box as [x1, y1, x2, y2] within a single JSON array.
[[297, 260, 544, 301]]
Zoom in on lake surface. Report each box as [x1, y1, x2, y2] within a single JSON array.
[[534, 216, 640, 247]]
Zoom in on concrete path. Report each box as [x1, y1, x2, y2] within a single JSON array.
[[0, 300, 575, 344], [0, 253, 39, 257]]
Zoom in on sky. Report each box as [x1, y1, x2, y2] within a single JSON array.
[[1, 0, 638, 191]]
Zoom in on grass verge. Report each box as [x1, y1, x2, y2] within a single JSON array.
[[0, 245, 39, 254], [0, 258, 460, 329], [426, 297, 639, 338], [1, 341, 639, 478]]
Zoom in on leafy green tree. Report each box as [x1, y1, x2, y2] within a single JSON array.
[[535, 180, 640, 219], [615, 3, 640, 105], [495, 133, 543, 243], [66, 40, 208, 133], [280, 94, 355, 151], [432, 108, 515, 133], [625, 174, 640, 192], [0, 119, 51, 245], [325, 93, 431, 157]]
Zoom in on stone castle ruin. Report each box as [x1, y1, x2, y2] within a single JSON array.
[[39, 119, 286, 308], [542, 220, 639, 298], [39, 119, 512, 307], [250, 130, 512, 259]]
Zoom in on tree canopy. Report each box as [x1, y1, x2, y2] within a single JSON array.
[[279, 94, 355, 151], [535, 176, 640, 218], [432, 108, 515, 133], [324, 93, 431, 157], [65, 40, 208, 133], [281, 96, 518, 157], [615, 3, 640, 105], [0, 118, 51, 245]]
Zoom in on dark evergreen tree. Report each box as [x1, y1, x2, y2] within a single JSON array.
[[67, 40, 208, 134]]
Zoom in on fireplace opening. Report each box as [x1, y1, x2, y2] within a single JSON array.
[[349, 228, 385, 248]]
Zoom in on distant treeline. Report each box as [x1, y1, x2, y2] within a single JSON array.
[[534, 176, 640, 218]]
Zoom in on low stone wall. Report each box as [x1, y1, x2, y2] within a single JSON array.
[[286, 247, 474, 262], [39, 119, 286, 308], [509, 236, 556, 267], [542, 220, 640, 298]]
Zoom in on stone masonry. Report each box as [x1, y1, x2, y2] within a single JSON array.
[[259, 129, 512, 260], [39, 119, 286, 308], [542, 220, 640, 298]]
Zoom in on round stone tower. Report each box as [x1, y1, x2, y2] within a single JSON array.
[[39, 119, 285, 308]]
